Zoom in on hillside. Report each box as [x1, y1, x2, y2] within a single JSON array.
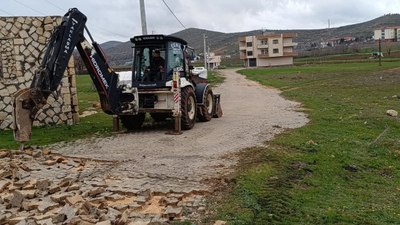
[[101, 13, 400, 66], [101, 41, 122, 49]]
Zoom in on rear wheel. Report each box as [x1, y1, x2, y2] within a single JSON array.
[[197, 86, 214, 122], [181, 87, 197, 130], [120, 113, 145, 130]]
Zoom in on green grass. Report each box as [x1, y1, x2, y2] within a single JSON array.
[[0, 75, 112, 149], [0, 71, 225, 149], [208, 70, 226, 86], [214, 61, 400, 224]]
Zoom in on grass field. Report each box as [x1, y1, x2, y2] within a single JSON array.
[[213, 61, 400, 225], [0, 75, 113, 149], [0, 71, 224, 149]]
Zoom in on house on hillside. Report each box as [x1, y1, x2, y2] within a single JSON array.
[[239, 33, 297, 67], [320, 36, 357, 48], [374, 26, 400, 42], [207, 52, 221, 69]]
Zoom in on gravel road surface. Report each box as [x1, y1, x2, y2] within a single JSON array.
[[52, 69, 308, 192], [0, 68, 308, 223]]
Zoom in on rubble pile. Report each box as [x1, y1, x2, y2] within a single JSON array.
[[0, 149, 209, 225]]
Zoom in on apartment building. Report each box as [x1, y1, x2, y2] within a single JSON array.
[[239, 33, 297, 67], [374, 27, 400, 42]]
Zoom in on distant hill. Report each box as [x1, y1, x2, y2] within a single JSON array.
[[101, 13, 400, 66], [101, 41, 122, 50]]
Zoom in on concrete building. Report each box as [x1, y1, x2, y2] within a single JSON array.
[[207, 52, 221, 69], [374, 27, 400, 42], [320, 36, 356, 48], [239, 33, 297, 67]]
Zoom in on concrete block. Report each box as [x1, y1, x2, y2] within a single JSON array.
[[36, 179, 51, 191], [66, 195, 84, 205], [44, 16, 53, 24], [11, 190, 25, 208], [19, 30, 29, 39], [7, 217, 27, 225], [32, 19, 42, 27], [18, 190, 36, 199], [37, 198, 59, 213], [44, 24, 54, 31], [0, 180, 11, 192]]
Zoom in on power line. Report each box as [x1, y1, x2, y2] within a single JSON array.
[[161, 0, 186, 29], [0, 8, 14, 16], [40, 0, 130, 41], [12, 0, 46, 15], [6, 0, 129, 41], [43, 0, 65, 12], [88, 24, 131, 40]]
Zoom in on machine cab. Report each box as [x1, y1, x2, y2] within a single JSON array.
[[130, 35, 190, 88]]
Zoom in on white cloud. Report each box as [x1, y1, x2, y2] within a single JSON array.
[[1, 0, 398, 43]]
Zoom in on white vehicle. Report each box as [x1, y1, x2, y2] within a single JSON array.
[[192, 67, 208, 79]]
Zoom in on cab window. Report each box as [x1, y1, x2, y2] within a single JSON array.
[[166, 42, 184, 78]]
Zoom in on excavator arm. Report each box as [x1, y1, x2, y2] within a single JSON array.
[[13, 8, 123, 144]]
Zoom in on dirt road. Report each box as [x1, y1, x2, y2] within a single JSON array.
[[54, 68, 308, 187], [0, 69, 308, 224]]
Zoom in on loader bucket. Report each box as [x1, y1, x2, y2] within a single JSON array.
[[13, 88, 35, 143]]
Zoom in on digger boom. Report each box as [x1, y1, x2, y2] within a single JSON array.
[[12, 8, 222, 145], [13, 8, 126, 143]]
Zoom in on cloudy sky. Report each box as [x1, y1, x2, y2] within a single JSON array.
[[1, 0, 399, 43]]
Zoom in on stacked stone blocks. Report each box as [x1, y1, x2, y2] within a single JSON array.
[[0, 16, 79, 130]]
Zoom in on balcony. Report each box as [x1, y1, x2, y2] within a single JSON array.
[[257, 44, 268, 49], [283, 52, 298, 57], [283, 42, 297, 47], [258, 54, 270, 58], [239, 50, 247, 59]]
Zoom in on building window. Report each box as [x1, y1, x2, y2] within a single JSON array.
[[246, 42, 253, 47], [261, 49, 268, 55], [247, 51, 253, 56], [273, 39, 279, 44], [273, 48, 279, 54], [260, 40, 268, 45]]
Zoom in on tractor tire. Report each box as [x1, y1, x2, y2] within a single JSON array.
[[181, 87, 197, 130], [151, 113, 171, 122], [120, 113, 145, 130], [197, 86, 214, 122]]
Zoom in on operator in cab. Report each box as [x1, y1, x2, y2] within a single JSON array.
[[147, 49, 165, 81]]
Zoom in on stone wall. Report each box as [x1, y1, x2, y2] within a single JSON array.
[[0, 16, 79, 130]]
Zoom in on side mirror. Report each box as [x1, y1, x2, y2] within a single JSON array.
[[189, 65, 194, 70]]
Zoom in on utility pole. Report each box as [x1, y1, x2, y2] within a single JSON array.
[[379, 38, 382, 66], [139, 0, 148, 35], [203, 33, 207, 69], [207, 46, 210, 70]]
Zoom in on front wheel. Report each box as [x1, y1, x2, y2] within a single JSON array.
[[181, 87, 197, 130], [197, 86, 214, 122]]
